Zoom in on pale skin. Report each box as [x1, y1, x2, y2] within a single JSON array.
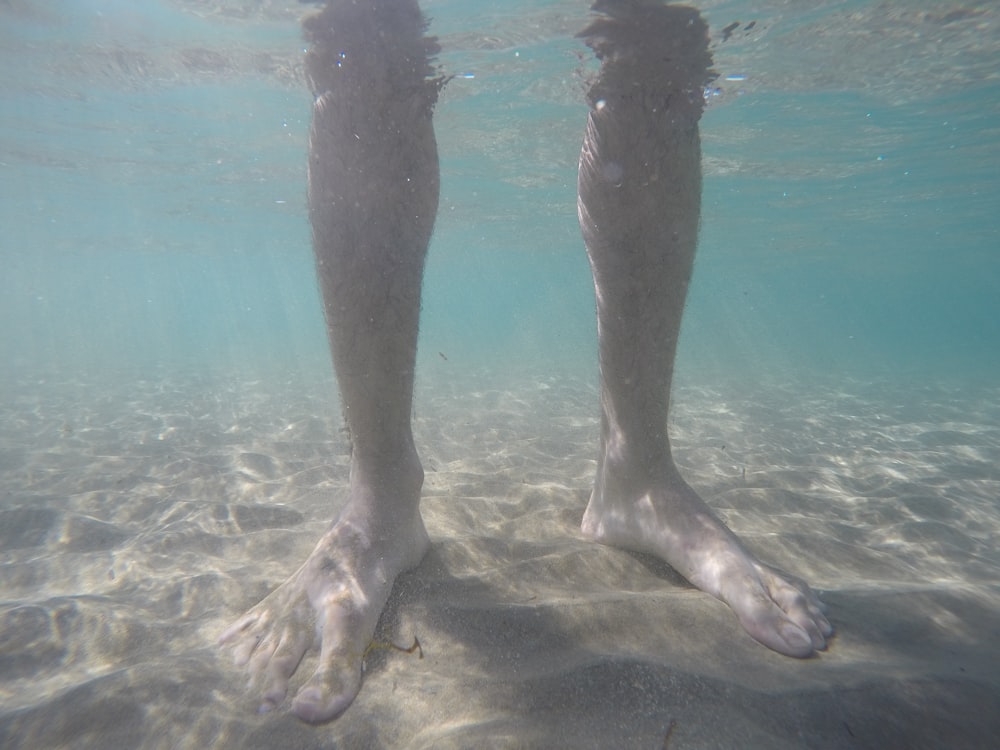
[[220, 0, 832, 723]]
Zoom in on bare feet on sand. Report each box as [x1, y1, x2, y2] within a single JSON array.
[[219, 0, 831, 726]]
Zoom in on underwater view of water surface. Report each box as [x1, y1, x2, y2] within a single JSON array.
[[1, 1, 999, 747]]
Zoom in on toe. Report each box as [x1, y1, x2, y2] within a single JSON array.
[[221, 611, 271, 666], [732, 580, 823, 657], [796, 614, 828, 652], [246, 633, 278, 674], [762, 568, 833, 651], [232, 633, 263, 667], [291, 665, 362, 724], [820, 613, 834, 637], [219, 611, 259, 645], [738, 606, 815, 657], [731, 587, 815, 658], [778, 592, 829, 651], [260, 629, 312, 709]]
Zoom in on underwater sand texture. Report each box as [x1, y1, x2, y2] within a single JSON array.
[[1, 367, 999, 749]]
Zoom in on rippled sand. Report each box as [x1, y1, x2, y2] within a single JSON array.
[[1, 366, 998, 748]]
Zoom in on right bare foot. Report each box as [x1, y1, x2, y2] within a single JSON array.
[[219, 460, 427, 723]]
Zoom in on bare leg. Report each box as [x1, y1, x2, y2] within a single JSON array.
[[577, 1, 831, 656], [220, 1, 444, 722]]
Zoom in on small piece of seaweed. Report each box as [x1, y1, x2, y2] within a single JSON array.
[[663, 718, 678, 748], [363, 636, 423, 661]]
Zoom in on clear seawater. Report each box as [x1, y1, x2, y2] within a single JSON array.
[[3, 0, 997, 387], [1, 2, 1000, 747]]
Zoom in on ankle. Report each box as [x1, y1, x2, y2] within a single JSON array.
[[599, 441, 677, 486], [351, 443, 424, 492]]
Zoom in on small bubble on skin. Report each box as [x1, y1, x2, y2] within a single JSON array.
[[703, 86, 722, 103], [602, 161, 624, 186]]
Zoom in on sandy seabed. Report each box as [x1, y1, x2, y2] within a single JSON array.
[[1, 364, 998, 749]]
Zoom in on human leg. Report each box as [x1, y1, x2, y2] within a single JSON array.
[[219, 0, 443, 722], [576, 0, 831, 656]]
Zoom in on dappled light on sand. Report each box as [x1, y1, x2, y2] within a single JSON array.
[[2, 368, 999, 747]]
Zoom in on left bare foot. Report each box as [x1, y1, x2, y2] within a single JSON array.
[[581, 460, 832, 657]]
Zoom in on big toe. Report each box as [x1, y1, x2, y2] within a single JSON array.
[[290, 666, 362, 724], [739, 606, 819, 658], [776, 620, 817, 657], [743, 620, 816, 659]]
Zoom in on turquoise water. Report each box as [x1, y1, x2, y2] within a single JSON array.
[[2, 3, 1000, 746], [3, 0, 997, 385]]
